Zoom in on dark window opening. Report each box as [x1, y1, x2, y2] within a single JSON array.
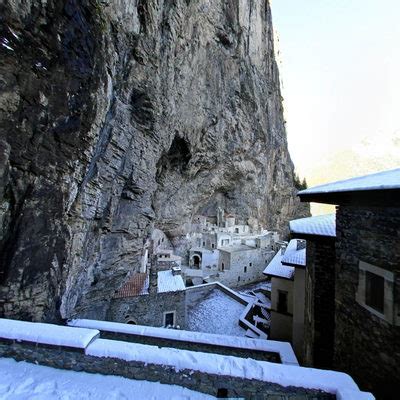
[[164, 312, 175, 326], [277, 290, 288, 313], [193, 255, 201, 269], [221, 262, 225, 271], [365, 271, 384, 313], [235, 228, 239, 233], [238, 276, 241, 282], [212, 243, 215, 249], [249, 262, 252, 267], [244, 266, 247, 273], [216, 388, 228, 398]]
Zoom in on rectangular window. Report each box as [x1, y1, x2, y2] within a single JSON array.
[[365, 271, 384, 313], [249, 263, 252, 267], [356, 260, 396, 324], [244, 266, 247, 273], [277, 290, 288, 313], [164, 311, 175, 327]]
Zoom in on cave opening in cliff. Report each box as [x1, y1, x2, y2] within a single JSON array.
[[156, 135, 191, 184]]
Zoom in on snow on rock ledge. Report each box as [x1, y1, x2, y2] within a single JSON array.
[[0, 318, 99, 349]]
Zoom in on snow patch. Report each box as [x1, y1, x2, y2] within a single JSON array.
[[0, 358, 214, 399], [68, 318, 297, 364], [0, 318, 99, 349], [86, 338, 363, 395]]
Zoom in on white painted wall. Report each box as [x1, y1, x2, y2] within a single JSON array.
[[270, 277, 294, 342]]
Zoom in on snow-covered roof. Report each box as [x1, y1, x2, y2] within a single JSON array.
[[281, 239, 306, 267], [263, 250, 295, 280], [219, 244, 255, 253], [157, 270, 185, 293], [299, 168, 400, 196], [85, 338, 369, 397], [187, 286, 246, 337], [290, 214, 336, 237], [0, 318, 99, 348]]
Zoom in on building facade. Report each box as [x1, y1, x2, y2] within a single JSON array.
[[264, 239, 306, 361], [298, 168, 400, 399], [289, 214, 336, 369]]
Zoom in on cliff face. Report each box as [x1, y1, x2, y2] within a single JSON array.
[[0, 0, 309, 322]]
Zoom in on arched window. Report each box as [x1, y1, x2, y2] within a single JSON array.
[[125, 316, 137, 325]]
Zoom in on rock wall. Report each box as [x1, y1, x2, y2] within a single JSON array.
[[0, 0, 308, 322]]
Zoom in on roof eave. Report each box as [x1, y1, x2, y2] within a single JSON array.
[[298, 188, 400, 207], [263, 272, 294, 281], [281, 261, 306, 268], [290, 232, 336, 240]]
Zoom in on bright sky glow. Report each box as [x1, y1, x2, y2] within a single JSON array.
[[271, 0, 400, 213]]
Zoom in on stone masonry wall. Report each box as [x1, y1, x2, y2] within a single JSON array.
[[303, 237, 335, 369], [106, 290, 186, 329], [0, 339, 334, 399], [219, 248, 274, 287], [334, 205, 400, 399], [98, 331, 280, 363]]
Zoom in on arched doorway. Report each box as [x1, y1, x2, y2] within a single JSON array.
[[192, 255, 201, 269]]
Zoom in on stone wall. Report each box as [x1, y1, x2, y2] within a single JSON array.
[[98, 330, 280, 363], [303, 237, 336, 368], [106, 290, 186, 329], [0, 339, 333, 400], [218, 248, 274, 287], [334, 205, 400, 399]]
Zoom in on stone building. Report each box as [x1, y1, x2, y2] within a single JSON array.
[[184, 212, 277, 287], [263, 239, 306, 361], [289, 214, 336, 369], [107, 266, 186, 329], [298, 168, 400, 399]]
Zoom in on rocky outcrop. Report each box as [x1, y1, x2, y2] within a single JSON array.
[[0, 0, 309, 322]]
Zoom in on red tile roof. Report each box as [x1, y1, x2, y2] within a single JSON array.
[[114, 273, 149, 298]]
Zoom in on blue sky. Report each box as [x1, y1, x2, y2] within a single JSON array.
[[270, 0, 400, 202]]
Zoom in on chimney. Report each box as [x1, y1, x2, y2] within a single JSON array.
[[296, 239, 306, 251], [172, 266, 181, 276]]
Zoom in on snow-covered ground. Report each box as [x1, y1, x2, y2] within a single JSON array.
[[0, 358, 215, 400], [187, 288, 246, 337], [239, 280, 271, 293]]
